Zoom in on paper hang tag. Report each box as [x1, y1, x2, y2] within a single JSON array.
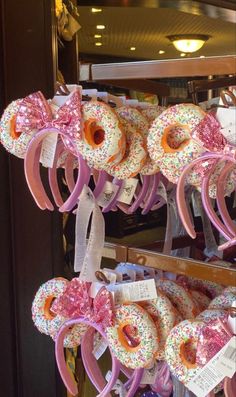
[[105, 372, 127, 397], [216, 106, 236, 145], [82, 89, 97, 100], [228, 301, 236, 335], [74, 186, 95, 273], [199, 96, 220, 111], [92, 336, 108, 360], [96, 181, 119, 208], [187, 336, 236, 397], [117, 178, 138, 205], [191, 191, 202, 218], [39, 133, 58, 168], [74, 186, 105, 281], [217, 336, 236, 378], [107, 93, 126, 107], [97, 91, 108, 103], [141, 362, 159, 385], [156, 181, 167, 202], [109, 279, 157, 304]]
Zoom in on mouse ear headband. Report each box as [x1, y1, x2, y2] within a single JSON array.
[[19, 90, 91, 211]]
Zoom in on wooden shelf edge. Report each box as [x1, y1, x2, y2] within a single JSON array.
[[87, 56, 236, 81], [101, 242, 236, 286]]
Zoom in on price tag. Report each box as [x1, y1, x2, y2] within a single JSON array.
[[217, 336, 236, 378], [187, 336, 236, 397], [117, 178, 138, 205], [110, 279, 157, 304], [141, 362, 158, 385], [97, 181, 119, 208], [216, 107, 236, 145], [92, 336, 108, 360], [40, 133, 58, 168]]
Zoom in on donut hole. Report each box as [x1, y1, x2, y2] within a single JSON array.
[[10, 115, 22, 140], [161, 123, 190, 153], [44, 296, 57, 320], [84, 119, 105, 148], [180, 338, 198, 369], [118, 323, 141, 350]]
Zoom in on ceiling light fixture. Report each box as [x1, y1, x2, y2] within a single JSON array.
[[94, 34, 102, 38], [91, 8, 102, 13], [96, 25, 105, 30], [167, 34, 210, 53], [95, 42, 102, 46], [180, 53, 186, 57], [130, 46, 136, 51], [159, 50, 165, 54]]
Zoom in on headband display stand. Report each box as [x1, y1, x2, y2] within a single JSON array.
[[77, 54, 236, 289]]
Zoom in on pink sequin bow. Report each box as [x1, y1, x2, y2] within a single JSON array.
[[51, 278, 114, 329], [192, 112, 227, 152], [196, 318, 232, 366], [15, 90, 82, 153]]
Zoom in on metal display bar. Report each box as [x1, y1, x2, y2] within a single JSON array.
[[89, 56, 236, 81]]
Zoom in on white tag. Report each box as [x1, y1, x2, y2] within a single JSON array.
[[105, 372, 127, 397], [216, 107, 236, 145], [217, 336, 236, 378], [117, 178, 138, 205], [92, 336, 108, 360], [125, 99, 139, 107], [228, 301, 236, 334], [141, 362, 158, 385], [110, 279, 157, 304], [97, 181, 119, 208], [191, 191, 201, 217], [156, 181, 167, 201], [40, 133, 58, 168], [108, 93, 126, 107], [199, 97, 220, 111], [82, 89, 97, 100], [97, 91, 108, 103], [187, 336, 236, 396]]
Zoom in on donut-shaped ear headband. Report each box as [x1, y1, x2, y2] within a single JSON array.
[[55, 318, 144, 397]]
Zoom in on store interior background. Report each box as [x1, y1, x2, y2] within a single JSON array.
[[0, 1, 235, 396]]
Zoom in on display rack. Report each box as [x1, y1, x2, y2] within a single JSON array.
[[82, 54, 236, 287]]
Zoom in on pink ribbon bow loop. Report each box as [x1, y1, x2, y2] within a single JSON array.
[[196, 317, 231, 366], [52, 279, 114, 330], [192, 112, 227, 152], [92, 287, 114, 329], [15, 91, 52, 134], [15, 89, 82, 145]]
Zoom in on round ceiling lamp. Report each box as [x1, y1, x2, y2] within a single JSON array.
[[167, 34, 210, 53]]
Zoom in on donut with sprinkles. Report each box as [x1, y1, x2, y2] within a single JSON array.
[[116, 106, 160, 175], [141, 292, 178, 360], [0, 99, 35, 158], [156, 279, 197, 319], [104, 118, 147, 179], [196, 309, 227, 323], [208, 292, 236, 310], [106, 303, 158, 369], [141, 105, 166, 124], [165, 320, 205, 385], [76, 101, 126, 168], [147, 104, 206, 183], [32, 278, 88, 347], [32, 278, 69, 336]]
